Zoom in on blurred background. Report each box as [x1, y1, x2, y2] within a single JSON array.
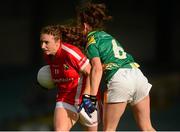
[[0, 0, 180, 130]]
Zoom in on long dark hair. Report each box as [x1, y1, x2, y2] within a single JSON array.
[[59, 25, 84, 49], [77, 2, 112, 30]]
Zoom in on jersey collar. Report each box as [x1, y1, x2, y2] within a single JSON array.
[[87, 31, 97, 38]]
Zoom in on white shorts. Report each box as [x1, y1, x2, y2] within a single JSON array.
[[106, 68, 152, 105], [56, 101, 100, 127]]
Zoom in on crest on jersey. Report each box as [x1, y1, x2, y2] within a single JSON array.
[[63, 64, 69, 70]]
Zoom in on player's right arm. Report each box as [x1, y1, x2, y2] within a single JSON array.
[[86, 35, 103, 96], [81, 62, 98, 105], [78, 63, 97, 117]]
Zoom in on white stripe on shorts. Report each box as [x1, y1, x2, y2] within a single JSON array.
[[56, 101, 77, 113]]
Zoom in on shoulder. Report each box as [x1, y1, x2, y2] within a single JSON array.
[[88, 31, 112, 40], [62, 43, 81, 52], [87, 31, 112, 46], [62, 43, 85, 60]]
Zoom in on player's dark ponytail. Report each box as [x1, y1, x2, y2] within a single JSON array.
[[77, 2, 112, 30], [58, 25, 86, 51]]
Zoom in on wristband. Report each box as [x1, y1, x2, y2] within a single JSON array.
[[90, 95, 97, 106]]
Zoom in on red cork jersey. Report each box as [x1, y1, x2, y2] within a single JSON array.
[[44, 43, 89, 105]]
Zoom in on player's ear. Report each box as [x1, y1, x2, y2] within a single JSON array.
[[84, 23, 92, 34], [84, 23, 88, 30], [83, 23, 89, 34]]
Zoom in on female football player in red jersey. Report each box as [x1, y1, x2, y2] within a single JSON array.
[[76, 2, 156, 131], [40, 24, 100, 131]]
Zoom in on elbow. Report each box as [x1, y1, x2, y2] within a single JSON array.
[[92, 64, 103, 74]]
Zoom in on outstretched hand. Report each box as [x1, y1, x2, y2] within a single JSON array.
[[78, 94, 97, 118]]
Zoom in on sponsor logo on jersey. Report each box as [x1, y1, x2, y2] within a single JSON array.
[[53, 78, 74, 82], [103, 63, 119, 70]]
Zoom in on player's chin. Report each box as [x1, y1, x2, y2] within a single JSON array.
[[43, 50, 50, 55]]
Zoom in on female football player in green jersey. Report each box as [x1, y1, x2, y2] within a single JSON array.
[[76, 2, 156, 131]]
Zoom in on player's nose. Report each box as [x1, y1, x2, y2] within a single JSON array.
[[41, 43, 46, 49]]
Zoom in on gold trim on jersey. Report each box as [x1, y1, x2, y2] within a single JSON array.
[[130, 62, 140, 68], [102, 62, 140, 70], [86, 35, 96, 49], [88, 36, 96, 44]]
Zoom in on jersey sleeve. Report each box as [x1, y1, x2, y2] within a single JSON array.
[[86, 35, 100, 59]]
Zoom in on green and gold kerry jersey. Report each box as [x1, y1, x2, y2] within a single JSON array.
[[86, 31, 139, 82]]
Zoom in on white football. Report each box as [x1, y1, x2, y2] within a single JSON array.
[[37, 65, 56, 89], [79, 108, 98, 127]]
